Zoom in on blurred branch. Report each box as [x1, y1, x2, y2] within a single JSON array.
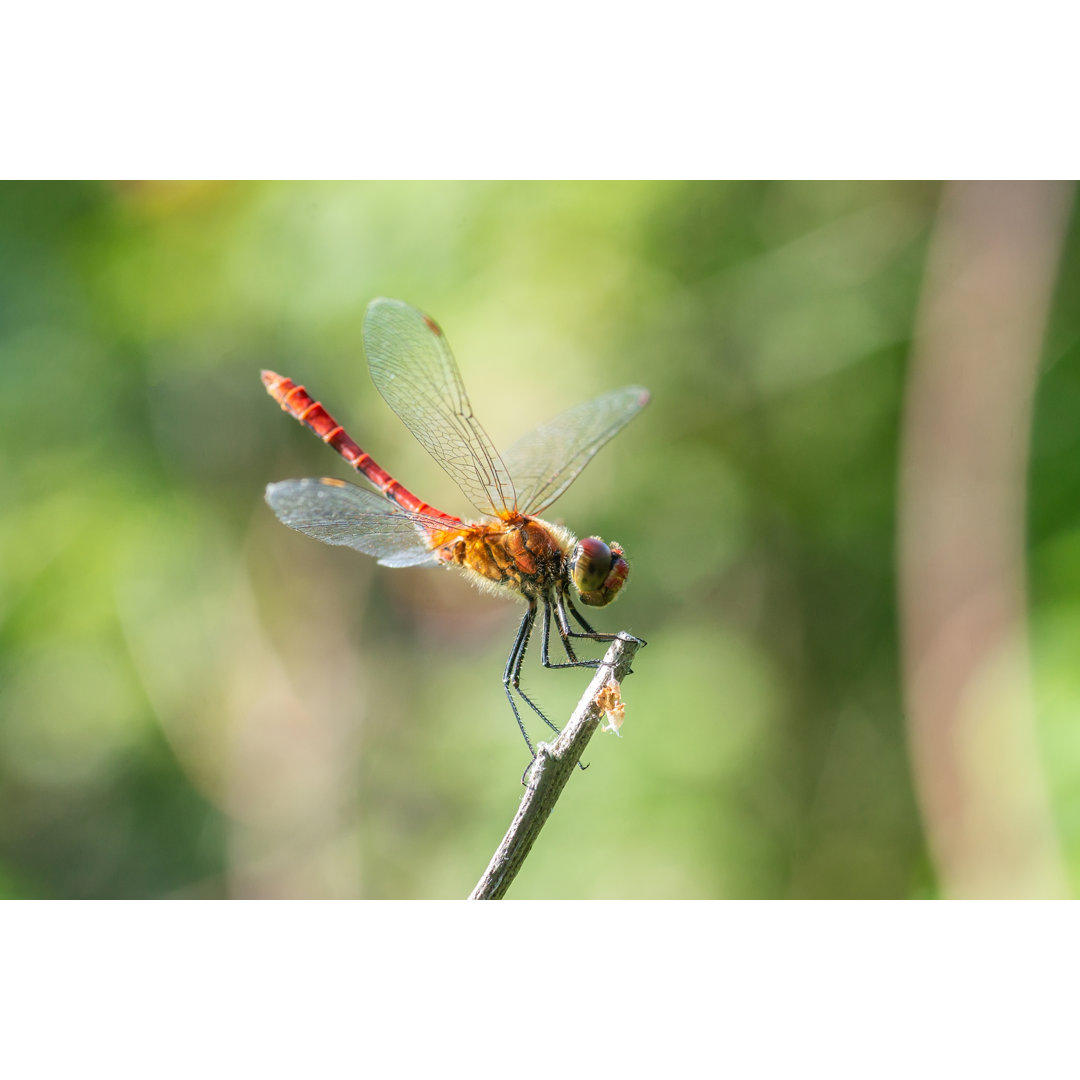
[[899, 180, 1073, 898], [468, 632, 644, 900]]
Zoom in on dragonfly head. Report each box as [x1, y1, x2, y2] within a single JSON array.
[[568, 536, 629, 607]]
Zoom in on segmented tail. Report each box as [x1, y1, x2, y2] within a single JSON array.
[[261, 370, 459, 523]]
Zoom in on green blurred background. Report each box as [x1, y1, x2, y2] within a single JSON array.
[[2, 180, 1079, 899]]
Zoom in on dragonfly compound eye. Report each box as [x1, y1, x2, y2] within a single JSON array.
[[570, 536, 629, 607]]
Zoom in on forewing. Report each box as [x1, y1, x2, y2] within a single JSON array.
[[501, 386, 650, 515], [363, 298, 515, 516], [265, 478, 444, 567]]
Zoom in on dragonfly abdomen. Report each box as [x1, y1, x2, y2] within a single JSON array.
[[261, 369, 448, 521]]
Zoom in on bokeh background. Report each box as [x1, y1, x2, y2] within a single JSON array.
[[2, 180, 1079, 899]]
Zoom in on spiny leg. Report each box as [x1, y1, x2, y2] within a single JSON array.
[[566, 595, 599, 636], [535, 597, 592, 774], [564, 593, 646, 648], [544, 592, 645, 686], [564, 593, 645, 677], [503, 600, 562, 743], [503, 607, 537, 756], [541, 595, 599, 670]]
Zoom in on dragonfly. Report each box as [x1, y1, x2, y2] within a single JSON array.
[[262, 298, 649, 757]]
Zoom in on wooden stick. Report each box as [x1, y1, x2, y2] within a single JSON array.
[[469, 631, 644, 900]]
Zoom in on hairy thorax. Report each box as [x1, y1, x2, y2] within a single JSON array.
[[433, 513, 575, 600]]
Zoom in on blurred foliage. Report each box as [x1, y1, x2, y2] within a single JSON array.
[[1, 180, 1079, 898]]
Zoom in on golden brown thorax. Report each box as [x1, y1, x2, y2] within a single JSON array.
[[437, 514, 573, 599]]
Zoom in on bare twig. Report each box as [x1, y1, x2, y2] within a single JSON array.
[[468, 631, 644, 900]]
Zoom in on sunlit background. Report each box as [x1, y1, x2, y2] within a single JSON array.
[[2, 180, 1079, 898]]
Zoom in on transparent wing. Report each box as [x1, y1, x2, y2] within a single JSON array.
[[363, 298, 515, 516], [265, 478, 447, 568], [500, 386, 650, 516]]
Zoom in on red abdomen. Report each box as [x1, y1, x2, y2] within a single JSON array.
[[261, 370, 458, 524]]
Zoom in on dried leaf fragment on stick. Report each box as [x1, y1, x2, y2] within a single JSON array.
[[596, 680, 626, 736]]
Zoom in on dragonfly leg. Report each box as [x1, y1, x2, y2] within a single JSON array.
[[504, 601, 562, 742], [567, 596, 599, 636], [541, 595, 599, 670], [565, 594, 646, 647], [536, 598, 592, 774]]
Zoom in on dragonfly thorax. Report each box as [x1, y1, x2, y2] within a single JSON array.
[[440, 515, 579, 601]]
